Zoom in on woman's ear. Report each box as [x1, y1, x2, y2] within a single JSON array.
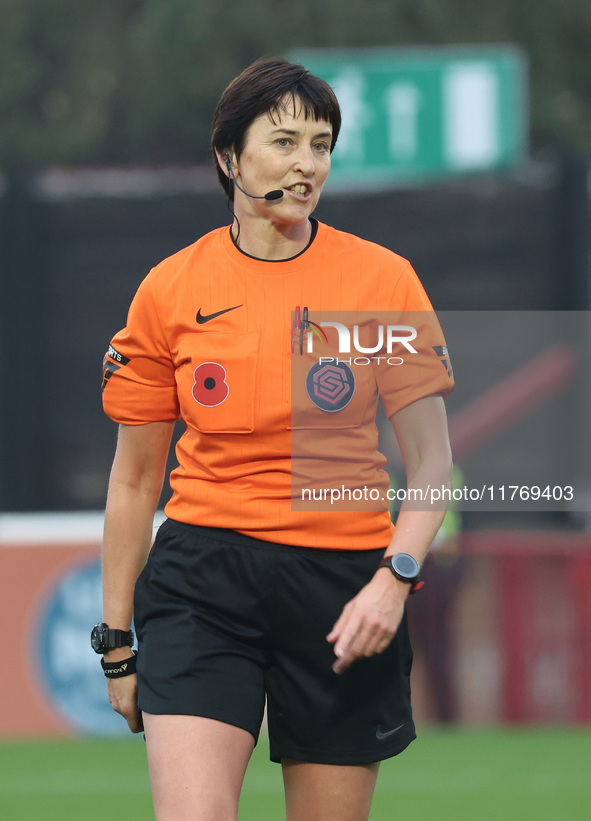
[[215, 150, 233, 178]]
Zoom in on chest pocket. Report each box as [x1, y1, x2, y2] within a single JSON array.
[[177, 330, 260, 433]]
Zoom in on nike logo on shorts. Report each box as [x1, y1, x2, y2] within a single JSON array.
[[196, 305, 242, 324], [375, 723, 404, 741]]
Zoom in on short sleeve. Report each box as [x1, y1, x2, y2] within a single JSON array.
[[102, 275, 180, 424], [374, 263, 454, 418]]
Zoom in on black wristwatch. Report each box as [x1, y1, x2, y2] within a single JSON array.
[[91, 622, 134, 655], [379, 552, 423, 593]]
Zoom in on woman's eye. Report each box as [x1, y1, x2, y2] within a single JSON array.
[[314, 143, 329, 152], [277, 138, 290, 147]]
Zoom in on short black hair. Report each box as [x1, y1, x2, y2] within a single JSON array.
[[211, 57, 341, 199]]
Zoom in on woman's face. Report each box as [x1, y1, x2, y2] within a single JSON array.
[[230, 97, 333, 223]]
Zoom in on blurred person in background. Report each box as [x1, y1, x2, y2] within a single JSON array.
[[389, 462, 464, 723], [94, 57, 453, 821], [382, 417, 463, 725], [407, 465, 464, 724]]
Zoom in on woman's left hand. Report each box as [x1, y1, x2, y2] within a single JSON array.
[[326, 570, 409, 674]]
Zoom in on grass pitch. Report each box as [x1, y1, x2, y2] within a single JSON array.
[[0, 727, 589, 820]]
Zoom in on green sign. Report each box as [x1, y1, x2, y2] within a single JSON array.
[[288, 46, 527, 187]]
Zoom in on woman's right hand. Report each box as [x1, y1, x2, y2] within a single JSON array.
[[107, 671, 143, 733], [104, 647, 143, 733]]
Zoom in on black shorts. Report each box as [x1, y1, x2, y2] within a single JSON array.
[[134, 519, 416, 765]]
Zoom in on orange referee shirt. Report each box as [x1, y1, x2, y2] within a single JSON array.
[[102, 221, 453, 549]]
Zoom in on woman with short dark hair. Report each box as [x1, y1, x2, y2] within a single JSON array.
[[97, 56, 453, 820]]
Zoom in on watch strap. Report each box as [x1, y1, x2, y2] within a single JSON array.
[[104, 628, 134, 648]]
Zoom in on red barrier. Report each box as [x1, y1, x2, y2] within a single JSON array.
[[462, 530, 591, 724]]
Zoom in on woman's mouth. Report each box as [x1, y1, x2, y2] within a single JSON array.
[[287, 183, 312, 199]]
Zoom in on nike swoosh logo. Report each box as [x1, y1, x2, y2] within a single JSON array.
[[196, 304, 242, 324], [375, 723, 404, 741]]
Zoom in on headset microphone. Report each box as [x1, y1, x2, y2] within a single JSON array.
[[223, 155, 284, 201]]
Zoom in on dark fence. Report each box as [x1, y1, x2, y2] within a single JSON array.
[[0, 155, 588, 512]]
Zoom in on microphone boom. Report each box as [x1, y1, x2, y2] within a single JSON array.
[[224, 155, 284, 201]]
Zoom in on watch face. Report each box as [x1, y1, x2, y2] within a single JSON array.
[[90, 623, 107, 654], [90, 623, 134, 653], [392, 553, 420, 580]]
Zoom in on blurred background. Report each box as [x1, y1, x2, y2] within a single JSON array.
[[0, 1, 590, 808]]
